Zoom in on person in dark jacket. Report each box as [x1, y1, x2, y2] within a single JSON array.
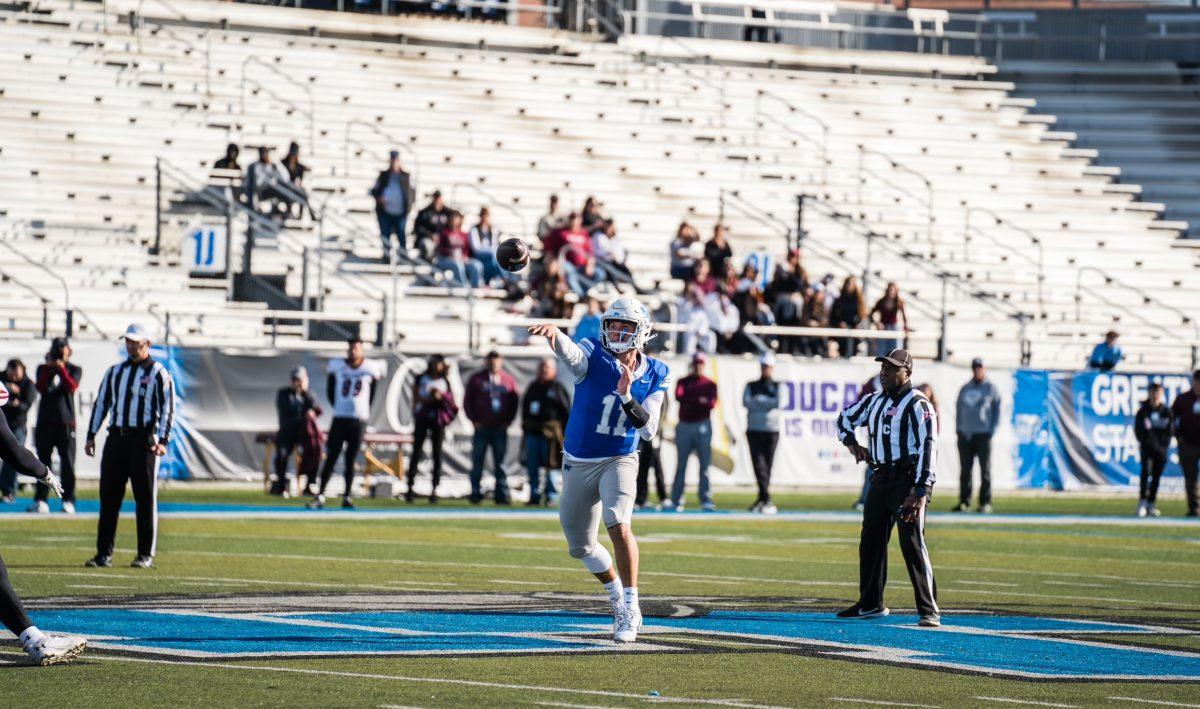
[[0, 360, 35, 504], [272, 366, 322, 497], [32, 337, 81, 514], [520, 357, 570, 506], [464, 351, 519, 505], [213, 143, 241, 173], [369, 151, 415, 260], [743, 353, 781, 514], [406, 354, 455, 504], [1134, 382, 1172, 518], [412, 191, 451, 262]]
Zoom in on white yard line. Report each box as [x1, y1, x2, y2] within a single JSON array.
[[829, 698, 939, 708], [534, 702, 627, 709], [1108, 699, 1200, 708], [974, 696, 1078, 708]]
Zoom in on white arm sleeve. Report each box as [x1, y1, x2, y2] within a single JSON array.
[[553, 335, 591, 384], [637, 390, 666, 441]]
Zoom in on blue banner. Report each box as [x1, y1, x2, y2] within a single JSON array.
[[1012, 369, 1190, 489]]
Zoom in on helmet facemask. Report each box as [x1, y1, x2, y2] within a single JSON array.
[[601, 318, 638, 354]]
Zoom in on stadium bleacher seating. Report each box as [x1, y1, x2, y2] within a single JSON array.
[[0, 0, 1196, 369]]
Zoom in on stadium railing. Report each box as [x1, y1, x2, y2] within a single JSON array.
[[0, 223, 111, 340]]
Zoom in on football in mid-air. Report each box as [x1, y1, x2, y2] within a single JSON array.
[[496, 237, 530, 272]]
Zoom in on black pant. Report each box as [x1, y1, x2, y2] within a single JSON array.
[[272, 432, 299, 495], [1180, 442, 1200, 515], [636, 440, 666, 506], [1139, 445, 1167, 504], [407, 419, 445, 491], [470, 427, 510, 502], [957, 433, 992, 506], [0, 553, 32, 636], [858, 472, 938, 616], [97, 431, 157, 559], [318, 418, 366, 497], [34, 425, 76, 503], [747, 430, 779, 504]]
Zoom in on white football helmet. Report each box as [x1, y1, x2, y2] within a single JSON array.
[[600, 297, 654, 354]]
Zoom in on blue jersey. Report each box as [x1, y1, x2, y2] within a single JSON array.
[[563, 339, 671, 459]]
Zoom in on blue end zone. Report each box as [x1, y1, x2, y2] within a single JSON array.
[[28, 607, 1200, 679]]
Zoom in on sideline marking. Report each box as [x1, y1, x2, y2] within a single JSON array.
[[974, 697, 1078, 708], [830, 699, 939, 708], [1108, 699, 1200, 708]]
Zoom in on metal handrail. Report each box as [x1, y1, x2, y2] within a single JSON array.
[[240, 56, 316, 153], [1074, 267, 1198, 343], [342, 119, 422, 196], [0, 224, 111, 338], [754, 90, 829, 185], [963, 206, 1045, 320], [857, 144, 935, 248]]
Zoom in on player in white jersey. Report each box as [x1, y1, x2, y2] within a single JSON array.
[[308, 338, 386, 510], [529, 298, 671, 643]]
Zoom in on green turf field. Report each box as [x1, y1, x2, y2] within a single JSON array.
[[0, 486, 1197, 708]]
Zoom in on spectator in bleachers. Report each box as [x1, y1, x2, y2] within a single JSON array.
[[369, 150, 415, 262], [464, 351, 519, 505], [521, 357, 570, 506], [769, 249, 808, 304], [830, 276, 866, 358], [679, 286, 716, 355], [414, 191, 452, 262], [801, 284, 831, 356], [406, 354, 455, 504], [718, 260, 740, 295], [670, 222, 701, 280], [281, 142, 312, 220], [580, 196, 606, 233], [670, 352, 719, 512], [733, 266, 775, 354], [545, 213, 603, 296], [743, 251, 774, 291], [531, 257, 572, 319], [870, 282, 909, 356], [435, 211, 483, 288], [537, 194, 565, 244], [591, 220, 632, 283], [245, 146, 293, 219], [772, 288, 805, 356], [1088, 331, 1124, 371], [469, 207, 503, 285], [33, 338, 80, 513], [572, 297, 603, 343], [704, 224, 733, 277], [743, 9, 779, 43], [0, 360, 35, 505], [689, 258, 718, 297], [213, 143, 241, 174], [706, 289, 742, 354]]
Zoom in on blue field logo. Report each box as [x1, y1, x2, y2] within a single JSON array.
[[30, 604, 1200, 681]]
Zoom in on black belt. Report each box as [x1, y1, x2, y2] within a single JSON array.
[[868, 458, 917, 482], [108, 426, 151, 438]]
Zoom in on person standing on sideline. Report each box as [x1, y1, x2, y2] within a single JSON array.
[[0, 382, 86, 665], [309, 339, 385, 510], [272, 366, 321, 497], [369, 150, 415, 262], [520, 357, 571, 506], [744, 352, 781, 514], [34, 338, 82, 514], [407, 354, 456, 503], [84, 324, 175, 569], [0, 360, 35, 505], [954, 358, 1001, 514], [668, 352, 719, 512], [836, 349, 940, 627], [1135, 382, 1172, 518], [465, 351, 519, 505], [1171, 370, 1200, 517]]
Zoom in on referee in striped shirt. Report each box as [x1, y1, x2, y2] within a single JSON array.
[[83, 324, 175, 569], [835, 348, 940, 627]]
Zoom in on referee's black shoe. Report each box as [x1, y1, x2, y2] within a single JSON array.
[[836, 603, 890, 619], [84, 555, 111, 568]]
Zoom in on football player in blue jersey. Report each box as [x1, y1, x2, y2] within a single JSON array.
[[528, 297, 671, 643]]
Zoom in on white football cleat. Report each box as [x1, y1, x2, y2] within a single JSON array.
[[28, 500, 49, 514], [61, 501, 76, 515], [615, 606, 642, 643], [24, 634, 87, 666], [1136, 500, 1148, 518], [761, 503, 779, 515]]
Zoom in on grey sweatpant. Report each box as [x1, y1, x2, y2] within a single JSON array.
[[559, 453, 638, 564], [671, 420, 712, 505]]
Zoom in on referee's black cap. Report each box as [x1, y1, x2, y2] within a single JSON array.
[[875, 348, 913, 371]]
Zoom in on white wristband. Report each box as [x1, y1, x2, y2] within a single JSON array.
[[619, 391, 633, 404]]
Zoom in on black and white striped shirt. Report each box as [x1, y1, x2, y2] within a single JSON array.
[[87, 358, 176, 443], [837, 383, 938, 487]]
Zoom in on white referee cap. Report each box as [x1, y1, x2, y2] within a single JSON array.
[[122, 323, 151, 343]]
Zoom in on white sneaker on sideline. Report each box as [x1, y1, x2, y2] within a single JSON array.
[[660, 499, 676, 511], [28, 500, 49, 514], [761, 503, 779, 515], [61, 501, 76, 515], [1136, 500, 1148, 518], [615, 605, 642, 643], [749, 501, 764, 513], [701, 502, 717, 513], [24, 635, 87, 666], [1149, 505, 1162, 517]]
